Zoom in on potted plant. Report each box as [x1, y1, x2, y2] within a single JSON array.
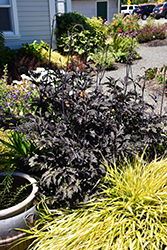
[[0, 171, 39, 250]]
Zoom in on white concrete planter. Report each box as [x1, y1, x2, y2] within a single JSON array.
[[0, 172, 39, 250]]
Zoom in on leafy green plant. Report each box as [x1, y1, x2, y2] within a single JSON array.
[[55, 12, 110, 56], [110, 14, 139, 38], [106, 35, 139, 63], [155, 66, 167, 86], [17, 40, 49, 61], [144, 66, 167, 85], [156, 68, 164, 85], [88, 47, 115, 69], [0, 129, 13, 171], [0, 32, 17, 74], [0, 172, 14, 207], [123, 14, 139, 32], [0, 172, 30, 209], [22, 155, 167, 249], [0, 131, 37, 168]]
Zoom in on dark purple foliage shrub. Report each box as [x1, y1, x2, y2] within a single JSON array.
[[118, 23, 167, 43], [1, 62, 167, 208], [1, 23, 167, 208]]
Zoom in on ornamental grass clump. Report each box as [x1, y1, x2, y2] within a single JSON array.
[[23, 155, 167, 249]]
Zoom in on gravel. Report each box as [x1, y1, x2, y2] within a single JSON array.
[[102, 39, 167, 115]]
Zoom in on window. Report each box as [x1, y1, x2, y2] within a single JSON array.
[[0, 0, 20, 39], [0, 0, 11, 31], [55, 0, 66, 13], [49, 0, 71, 22], [121, 6, 127, 11]]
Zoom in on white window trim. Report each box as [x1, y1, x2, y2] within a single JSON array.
[[49, 0, 71, 49], [2, 0, 20, 40], [49, 0, 71, 28], [95, 0, 109, 21]]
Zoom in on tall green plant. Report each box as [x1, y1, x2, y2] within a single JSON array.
[[0, 131, 37, 168], [55, 12, 110, 55]]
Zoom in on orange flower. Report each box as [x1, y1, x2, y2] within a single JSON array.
[[122, 20, 124, 24], [111, 20, 116, 26]]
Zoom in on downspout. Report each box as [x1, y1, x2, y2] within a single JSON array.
[[118, 0, 121, 14]]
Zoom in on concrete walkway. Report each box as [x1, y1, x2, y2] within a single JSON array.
[[101, 41, 167, 115]]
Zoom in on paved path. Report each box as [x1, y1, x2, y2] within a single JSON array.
[[103, 43, 167, 81], [101, 41, 167, 115]]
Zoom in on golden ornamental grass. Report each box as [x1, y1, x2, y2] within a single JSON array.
[[0, 129, 12, 171], [25, 154, 167, 249]]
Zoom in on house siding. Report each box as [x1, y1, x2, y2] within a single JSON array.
[[5, 0, 51, 49], [71, 0, 118, 23]]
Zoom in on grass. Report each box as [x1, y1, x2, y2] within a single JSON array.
[[22, 153, 167, 249]]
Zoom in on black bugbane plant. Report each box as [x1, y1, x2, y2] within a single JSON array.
[[1, 26, 167, 208]]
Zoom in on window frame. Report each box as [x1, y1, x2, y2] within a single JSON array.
[[55, 0, 66, 13], [49, 0, 71, 49], [0, 0, 20, 40], [49, 0, 71, 26]]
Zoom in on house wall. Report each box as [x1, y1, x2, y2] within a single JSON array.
[[5, 0, 51, 49], [71, 0, 118, 23]]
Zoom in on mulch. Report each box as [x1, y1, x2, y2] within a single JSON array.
[[139, 37, 167, 47]]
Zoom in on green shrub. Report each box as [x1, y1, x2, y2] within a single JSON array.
[[23, 155, 167, 249], [0, 130, 37, 169], [106, 35, 139, 63], [123, 14, 140, 32], [0, 40, 69, 83], [110, 14, 139, 34], [0, 32, 17, 72], [0, 129, 12, 171], [88, 47, 115, 69], [55, 12, 110, 55], [17, 40, 49, 61]]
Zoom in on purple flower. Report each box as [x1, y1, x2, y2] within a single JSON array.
[[104, 20, 108, 26]]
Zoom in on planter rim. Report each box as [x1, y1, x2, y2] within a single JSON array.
[[0, 172, 38, 219]]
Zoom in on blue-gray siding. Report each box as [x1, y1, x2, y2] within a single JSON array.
[[71, 0, 118, 23], [5, 0, 51, 49]]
